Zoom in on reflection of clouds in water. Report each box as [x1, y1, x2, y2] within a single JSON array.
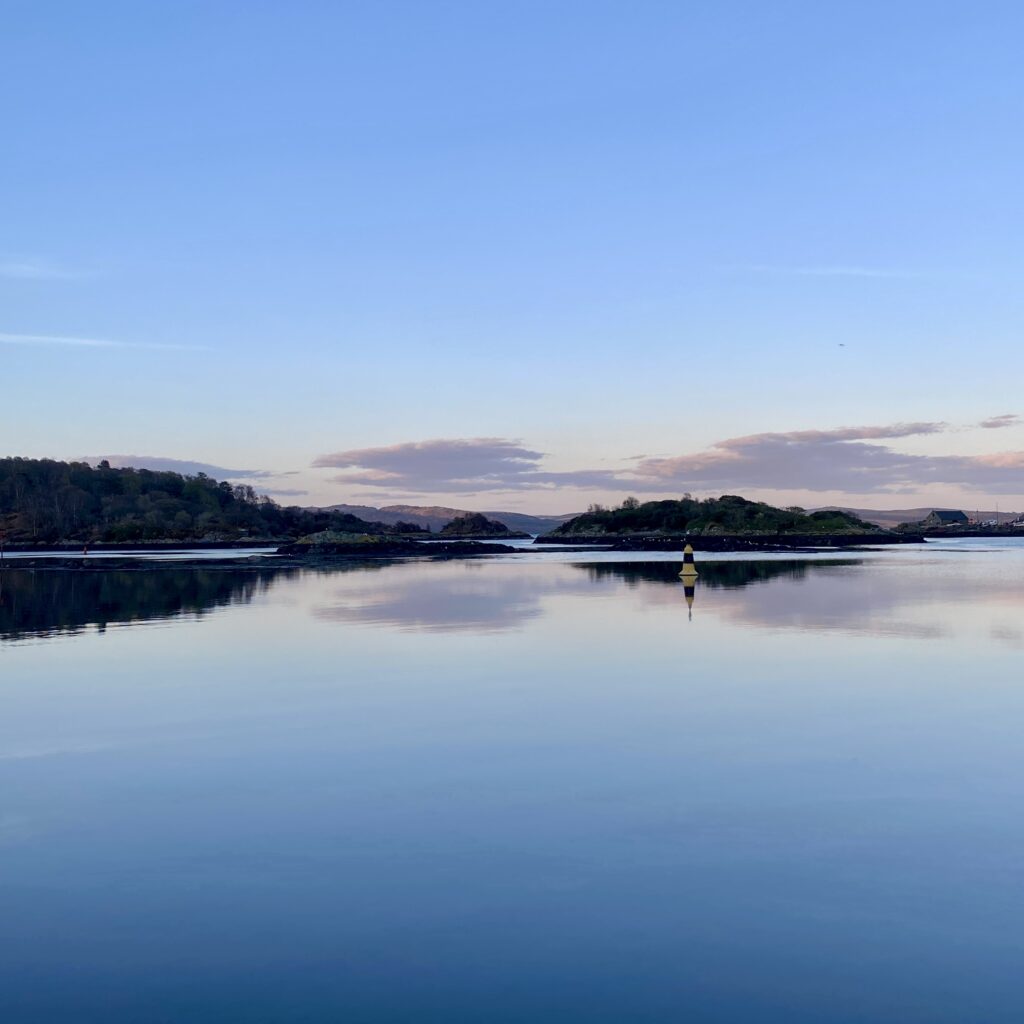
[[713, 567, 1024, 641], [7, 553, 1019, 644], [599, 560, 1024, 642], [582, 561, 905, 633], [312, 557, 1024, 640], [314, 563, 603, 633], [990, 625, 1024, 649], [708, 568, 947, 639]]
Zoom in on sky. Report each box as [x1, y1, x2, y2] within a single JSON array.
[[4, 0, 1024, 513]]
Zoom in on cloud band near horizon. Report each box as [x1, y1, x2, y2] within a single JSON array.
[[82, 455, 267, 479], [315, 419, 1024, 497]]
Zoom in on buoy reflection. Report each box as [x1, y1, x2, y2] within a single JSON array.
[[682, 577, 696, 621], [680, 543, 698, 621]]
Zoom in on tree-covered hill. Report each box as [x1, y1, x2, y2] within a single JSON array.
[[548, 495, 883, 537], [438, 513, 529, 538], [0, 458, 391, 544]]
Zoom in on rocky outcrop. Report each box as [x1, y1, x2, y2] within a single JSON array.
[[276, 537, 517, 558], [438, 514, 529, 538]]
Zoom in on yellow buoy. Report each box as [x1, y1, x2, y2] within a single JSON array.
[[679, 542, 698, 578]]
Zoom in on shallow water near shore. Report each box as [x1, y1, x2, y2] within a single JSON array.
[[2, 539, 1024, 1022]]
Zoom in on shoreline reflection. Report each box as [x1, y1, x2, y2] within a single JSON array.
[[3, 553, 1020, 644], [0, 567, 293, 641]]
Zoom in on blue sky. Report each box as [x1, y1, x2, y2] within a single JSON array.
[[4, 1, 1024, 512]]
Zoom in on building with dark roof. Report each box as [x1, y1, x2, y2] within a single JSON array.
[[922, 509, 969, 527]]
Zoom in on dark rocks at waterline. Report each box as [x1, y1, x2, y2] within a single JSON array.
[[0, 540, 520, 572], [0, 539, 281, 553], [534, 533, 925, 551], [0, 556, 279, 572], [912, 527, 1024, 538], [275, 539, 518, 558], [431, 533, 531, 541]]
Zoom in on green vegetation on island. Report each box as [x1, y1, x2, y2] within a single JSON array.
[[0, 460, 894, 550], [548, 495, 882, 537], [0, 458, 399, 544], [438, 513, 530, 538]]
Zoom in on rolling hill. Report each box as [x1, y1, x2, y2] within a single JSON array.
[[814, 506, 1021, 528], [318, 503, 575, 535]]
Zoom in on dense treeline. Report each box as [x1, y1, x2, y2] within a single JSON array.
[[0, 458, 397, 543], [551, 495, 881, 536]]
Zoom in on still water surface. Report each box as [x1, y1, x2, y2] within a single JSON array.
[[2, 541, 1023, 1022]]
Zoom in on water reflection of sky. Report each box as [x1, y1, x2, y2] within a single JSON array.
[[3, 543, 1024, 1021], [4, 543, 1024, 644], [313, 561, 570, 632], [309, 550, 1024, 644]]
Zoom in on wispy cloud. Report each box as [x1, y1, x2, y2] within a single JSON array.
[[0, 258, 82, 281], [0, 332, 207, 351], [315, 438, 558, 493], [82, 455, 267, 479], [630, 422, 1024, 495], [979, 414, 1020, 430], [316, 420, 1024, 497]]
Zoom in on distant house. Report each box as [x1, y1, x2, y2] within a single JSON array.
[[922, 510, 969, 528]]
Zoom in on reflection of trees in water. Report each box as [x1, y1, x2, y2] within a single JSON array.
[[0, 561, 400, 641], [578, 559, 861, 589], [0, 561, 401, 641], [0, 568, 294, 640], [1, 558, 872, 641]]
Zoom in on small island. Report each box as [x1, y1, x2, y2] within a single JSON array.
[[1, 459, 925, 559], [538, 495, 921, 549], [276, 530, 516, 560], [438, 513, 530, 539]]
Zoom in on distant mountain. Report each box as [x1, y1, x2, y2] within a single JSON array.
[[814, 506, 1022, 528], [317, 503, 576, 536]]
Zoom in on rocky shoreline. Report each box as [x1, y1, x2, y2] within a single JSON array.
[[0, 532, 945, 572], [1, 539, 280, 553], [536, 532, 925, 550], [275, 539, 517, 558], [1, 539, 518, 572]]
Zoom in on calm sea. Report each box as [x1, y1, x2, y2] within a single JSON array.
[[2, 539, 1023, 1022]]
